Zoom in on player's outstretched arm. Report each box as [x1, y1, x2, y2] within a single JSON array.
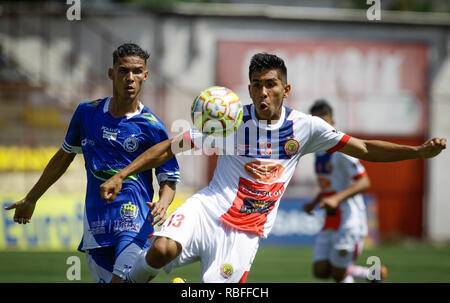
[[100, 134, 190, 203], [340, 137, 446, 162], [4, 148, 76, 224]]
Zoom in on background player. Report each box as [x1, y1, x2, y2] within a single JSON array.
[[100, 53, 446, 283], [4, 43, 180, 283], [303, 99, 386, 283]]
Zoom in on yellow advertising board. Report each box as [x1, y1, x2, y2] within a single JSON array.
[[0, 146, 58, 171], [0, 193, 187, 251], [0, 193, 84, 251]]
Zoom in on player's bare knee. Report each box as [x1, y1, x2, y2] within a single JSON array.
[[110, 274, 123, 283], [331, 266, 347, 282], [313, 268, 330, 279], [313, 261, 331, 279], [146, 237, 181, 268]]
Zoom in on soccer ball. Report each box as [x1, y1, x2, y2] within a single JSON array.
[[191, 86, 243, 136], [170, 277, 187, 283]]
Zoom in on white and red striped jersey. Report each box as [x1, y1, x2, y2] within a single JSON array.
[[315, 151, 368, 236], [184, 104, 350, 238]]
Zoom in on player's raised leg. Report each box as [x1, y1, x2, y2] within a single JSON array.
[[126, 198, 198, 282], [331, 265, 354, 283], [199, 224, 260, 283], [126, 236, 181, 282], [313, 260, 332, 279]]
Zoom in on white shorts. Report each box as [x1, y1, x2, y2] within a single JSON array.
[[154, 196, 260, 283], [313, 229, 364, 268]]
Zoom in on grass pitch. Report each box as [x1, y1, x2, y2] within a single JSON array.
[[0, 242, 449, 283]]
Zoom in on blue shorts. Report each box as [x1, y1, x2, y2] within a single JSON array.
[[85, 235, 150, 282]]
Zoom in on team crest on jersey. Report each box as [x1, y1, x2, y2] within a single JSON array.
[[220, 264, 234, 279], [284, 139, 300, 156], [120, 202, 139, 220], [123, 135, 139, 152]]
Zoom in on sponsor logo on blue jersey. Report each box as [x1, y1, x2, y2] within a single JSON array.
[[102, 126, 120, 141], [113, 221, 140, 233], [89, 220, 107, 235]]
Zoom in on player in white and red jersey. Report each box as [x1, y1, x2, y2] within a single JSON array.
[[303, 99, 386, 283], [181, 102, 349, 240], [100, 53, 446, 283]]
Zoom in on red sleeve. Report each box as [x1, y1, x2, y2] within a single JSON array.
[[352, 171, 367, 180], [326, 134, 351, 154]]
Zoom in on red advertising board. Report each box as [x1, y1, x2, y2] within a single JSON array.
[[217, 39, 428, 137]]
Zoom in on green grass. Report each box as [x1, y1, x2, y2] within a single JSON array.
[[0, 243, 449, 283]]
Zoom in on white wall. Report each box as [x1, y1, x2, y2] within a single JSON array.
[[427, 34, 450, 241]]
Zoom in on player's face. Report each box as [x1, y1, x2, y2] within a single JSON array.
[[248, 69, 290, 122], [109, 56, 149, 102]]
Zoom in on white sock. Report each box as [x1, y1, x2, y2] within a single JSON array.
[[339, 275, 355, 283], [126, 252, 161, 283], [347, 265, 369, 280]]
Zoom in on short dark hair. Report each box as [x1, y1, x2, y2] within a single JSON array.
[[113, 43, 150, 65], [309, 99, 333, 117], [249, 52, 287, 83]]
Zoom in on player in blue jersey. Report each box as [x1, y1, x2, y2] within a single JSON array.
[[5, 43, 180, 283]]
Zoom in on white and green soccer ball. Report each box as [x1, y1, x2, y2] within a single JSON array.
[[191, 86, 243, 136]]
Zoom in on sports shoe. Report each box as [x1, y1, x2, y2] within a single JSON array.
[[170, 277, 187, 283]]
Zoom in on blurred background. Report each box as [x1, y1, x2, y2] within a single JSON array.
[[0, 0, 449, 282]]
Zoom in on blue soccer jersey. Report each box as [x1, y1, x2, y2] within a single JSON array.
[[62, 97, 180, 251]]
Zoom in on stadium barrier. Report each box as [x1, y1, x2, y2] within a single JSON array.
[[0, 194, 378, 250], [260, 196, 378, 247], [0, 193, 84, 250], [0, 193, 188, 251]]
